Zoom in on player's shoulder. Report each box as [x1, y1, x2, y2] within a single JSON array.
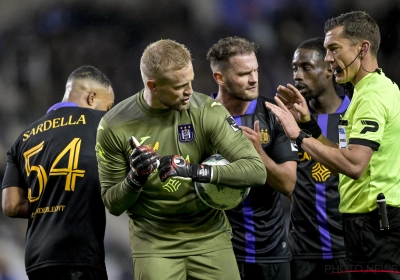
[[26, 107, 104, 130], [254, 95, 276, 116], [375, 73, 400, 99], [190, 92, 229, 113], [360, 72, 398, 98], [87, 108, 107, 119], [190, 91, 215, 108], [257, 95, 276, 104], [101, 94, 138, 125], [10, 107, 104, 150]]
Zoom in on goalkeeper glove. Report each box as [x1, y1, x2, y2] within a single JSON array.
[[126, 136, 160, 189], [158, 155, 212, 183]]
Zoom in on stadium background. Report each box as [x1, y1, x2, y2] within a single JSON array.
[[0, 0, 398, 279]]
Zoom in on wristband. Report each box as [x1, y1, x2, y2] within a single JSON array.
[[295, 130, 312, 150], [191, 164, 213, 183], [298, 117, 322, 139]]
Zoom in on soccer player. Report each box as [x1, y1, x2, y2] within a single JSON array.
[[2, 65, 115, 280], [95, 39, 267, 280], [289, 37, 351, 279], [266, 11, 400, 279], [206, 36, 297, 280]]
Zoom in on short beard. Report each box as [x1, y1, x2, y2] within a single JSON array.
[[171, 102, 190, 112], [304, 88, 323, 101], [226, 81, 258, 102], [159, 96, 190, 111]]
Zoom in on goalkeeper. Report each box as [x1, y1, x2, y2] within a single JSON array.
[[96, 39, 267, 280]]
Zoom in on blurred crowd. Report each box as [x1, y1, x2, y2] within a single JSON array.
[[0, 0, 399, 279]]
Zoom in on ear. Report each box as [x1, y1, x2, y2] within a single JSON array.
[[213, 72, 224, 86], [360, 41, 370, 57], [87, 92, 96, 106], [147, 80, 157, 92]]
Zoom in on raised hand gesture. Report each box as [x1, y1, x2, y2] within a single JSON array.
[[275, 84, 311, 123]]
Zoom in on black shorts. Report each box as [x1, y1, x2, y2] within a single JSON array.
[[237, 261, 290, 280], [291, 258, 351, 280], [27, 266, 108, 280], [342, 206, 400, 280]]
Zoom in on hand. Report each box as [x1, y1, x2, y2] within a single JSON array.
[[265, 98, 300, 142], [158, 155, 212, 183], [126, 136, 160, 189], [240, 120, 262, 154], [276, 84, 311, 123]]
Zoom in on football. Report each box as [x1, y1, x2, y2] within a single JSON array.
[[195, 154, 250, 210]]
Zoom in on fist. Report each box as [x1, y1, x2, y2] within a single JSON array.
[[129, 145, 160, 175], [126, 136, 160, 189], [158, 155, 191, 182]]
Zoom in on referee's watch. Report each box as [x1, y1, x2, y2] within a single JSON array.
[[295, 130, 312, 149]]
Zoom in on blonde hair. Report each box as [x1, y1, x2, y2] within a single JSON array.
[[140, 39, 192, 81]]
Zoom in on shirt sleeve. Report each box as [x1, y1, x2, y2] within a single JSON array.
[[2, 145, 26, 190], [268, 120, 299, 164], [348, 91, 386, 150], [96, 118, 142, 216], [201, 101, 267, 188]]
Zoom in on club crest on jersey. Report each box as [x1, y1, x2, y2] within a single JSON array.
[[178, 124, 194, 143], [226, 116, 240, 132], [260, 128, 270, 144]]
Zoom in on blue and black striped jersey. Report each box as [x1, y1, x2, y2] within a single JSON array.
[[215, 95, 298, 263], [289, 95, 350, 260]]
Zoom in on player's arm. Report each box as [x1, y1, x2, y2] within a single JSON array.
[[96, 120, 141, 216], [97, 120, 159, 216], [261, 158, 296, 196], [100, 181, 141, 216], [101, 155, 158, 217], [266, 93, 374, 179], [158, 101, 267, 188], [2, 151, 30, 218], [204, 101, 267, 188], [241, 121, 296, 196], [300, 140, 373, 179], [2, 187, 29, 218]]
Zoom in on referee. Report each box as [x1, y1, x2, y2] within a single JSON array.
[[266, 11, 400, 280]]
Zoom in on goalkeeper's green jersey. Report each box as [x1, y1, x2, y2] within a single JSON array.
[[96, 90, 266, 257], [339, 71, 400, 213]]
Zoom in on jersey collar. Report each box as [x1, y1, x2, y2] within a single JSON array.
[[47, 102, 79, 113], [211, 93, 258, 116]]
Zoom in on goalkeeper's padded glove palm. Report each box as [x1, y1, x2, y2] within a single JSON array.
[[158, 155, 212, 183]]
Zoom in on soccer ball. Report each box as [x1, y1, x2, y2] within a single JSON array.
[[195, 154, 250, 210]]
